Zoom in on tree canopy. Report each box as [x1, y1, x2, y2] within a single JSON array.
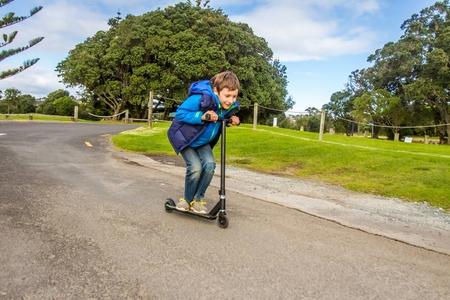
[[324, 0, 450, 143], [0, 87, 36, 113], [352, 89, 406, 135], [56, 1, 293, 122], [0, 0, 44, 79]]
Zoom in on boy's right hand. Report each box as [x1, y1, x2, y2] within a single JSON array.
[[202, 111, 218, 122]]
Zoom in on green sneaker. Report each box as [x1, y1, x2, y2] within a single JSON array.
[[176, 198, 190, 211], [190, 200, 207, 214]]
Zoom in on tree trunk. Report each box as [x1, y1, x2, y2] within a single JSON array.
[[443, 110, 450, 145], [372, 126, 380, 139], [113, 108, 121, 121], [446, 124, 450, 145]]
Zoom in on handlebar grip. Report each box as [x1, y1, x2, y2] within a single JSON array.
[[205, 113, 237, 125]]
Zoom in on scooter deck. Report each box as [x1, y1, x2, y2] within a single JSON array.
[[165, 199, 219, 220], [165, 204, 218, 220]]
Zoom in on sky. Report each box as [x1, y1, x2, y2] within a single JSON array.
[[0, 0, 440, 113]]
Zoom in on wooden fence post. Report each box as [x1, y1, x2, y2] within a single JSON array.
[[319, 109, 325, 141], [148, 91, 154, 129], [73, 106, 78, 122], [125, 110, 129, 124], [253, 103, 258, 130]]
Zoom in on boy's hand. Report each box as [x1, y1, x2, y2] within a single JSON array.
[[202, 111, 218, 122], [230, 116, 240, 126]]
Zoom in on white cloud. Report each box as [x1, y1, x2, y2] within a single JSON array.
[[230, 0, 380, 61], [0, 64, 78, 98], [346, 0, 380, 15], [289, 0, 380, 15], [0, 0, 112, 97], [7, 1, 109, 55]]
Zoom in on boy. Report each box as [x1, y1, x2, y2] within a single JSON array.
[[167, 71, 240, 214]]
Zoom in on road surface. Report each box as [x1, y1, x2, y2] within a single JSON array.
[[0, 122, 449, 299]]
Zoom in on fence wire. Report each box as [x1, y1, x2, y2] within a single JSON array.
[[87, 97, 447, 131], [159, 97, 309, 115], [335, 116, 450, 129], [87, 111, 127, 118]]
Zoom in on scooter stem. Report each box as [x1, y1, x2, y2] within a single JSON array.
[[220, 118, 226, 210], [204, 114, 230, 211]]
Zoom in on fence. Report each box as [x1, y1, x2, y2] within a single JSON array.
[[335, 115, 450, 143], [0, 113, 77, 121], [4, 98, 445, 144], [1, 105, 80, 122], [158, 95, 310, 130], [87, 110, 128, 123]]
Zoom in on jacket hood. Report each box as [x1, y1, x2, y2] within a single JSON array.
[[188, 80, 218, 112]]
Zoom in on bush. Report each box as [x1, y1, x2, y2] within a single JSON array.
[[0, 101, 8, 113], [53, 96, 76, 116], [42, 102, 56, 115]]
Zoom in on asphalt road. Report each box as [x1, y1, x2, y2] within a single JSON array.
[[1, 121, 449, 299]]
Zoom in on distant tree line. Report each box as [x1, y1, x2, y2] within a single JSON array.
[[0, 88, 99, 120], [321, 1, 450, 144], [0, 88, 74, 115]]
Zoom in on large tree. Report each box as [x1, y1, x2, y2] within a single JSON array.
[[365, 1, 450, 143], [323, 69, 376, 135], [351, 89, 407, 137], [0, 0, 44, 79], [325, 1, 449, 142], [401, 1, 450, 143], [56, 1, 292, 122], [323, 88, 355, 134]]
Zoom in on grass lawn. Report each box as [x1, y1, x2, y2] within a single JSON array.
[[0, 114, 91, 122], [111, 123, 450, 211], [0, 114, 135, 123]]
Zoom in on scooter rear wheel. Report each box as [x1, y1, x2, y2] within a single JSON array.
[[165, 200, 174, 213]]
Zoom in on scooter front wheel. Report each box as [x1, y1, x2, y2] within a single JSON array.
[[218, 213, 228, 228]]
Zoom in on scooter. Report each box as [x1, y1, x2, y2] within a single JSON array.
[[164, 115, 232, 228]]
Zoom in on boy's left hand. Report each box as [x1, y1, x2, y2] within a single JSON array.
[[230, 116, 240, 126]]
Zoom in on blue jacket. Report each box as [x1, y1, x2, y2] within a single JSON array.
[[167, 80, 240, 155]]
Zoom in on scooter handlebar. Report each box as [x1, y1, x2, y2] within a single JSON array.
[[204, 113, 233, 124]]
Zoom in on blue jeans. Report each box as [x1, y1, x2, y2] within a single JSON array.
[[180, 144, 216, 204]]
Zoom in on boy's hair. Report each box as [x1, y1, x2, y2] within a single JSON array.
[[210, 71, 240, 93]]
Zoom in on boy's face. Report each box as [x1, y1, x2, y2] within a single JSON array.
[[213, 87, 238, 110]]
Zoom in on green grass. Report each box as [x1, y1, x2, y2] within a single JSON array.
[[114, 123, 450, 211], [0, 114, 140, 123], [0, 114, 93, 122]]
